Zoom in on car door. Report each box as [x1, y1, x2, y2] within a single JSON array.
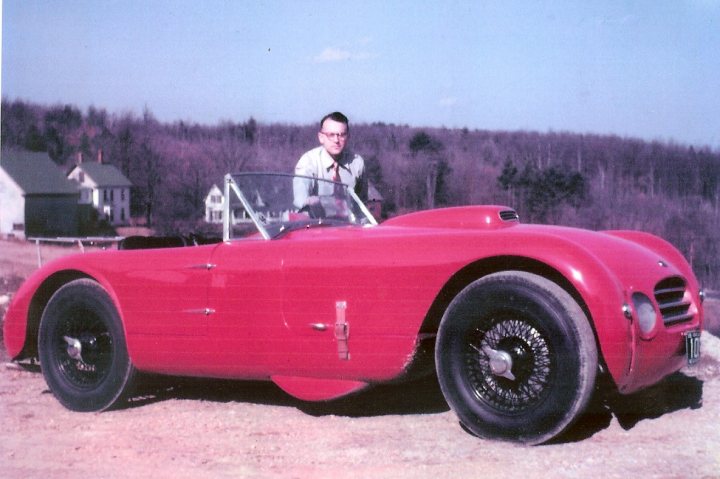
[[279, 229, 409, 375], [205, 239, 286, 376], [279, 227, 456, 380]]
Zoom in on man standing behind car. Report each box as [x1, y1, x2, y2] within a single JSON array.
[[293, 111, 367, 209]]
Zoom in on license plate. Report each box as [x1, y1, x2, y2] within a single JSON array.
[[684, 330, 701, 365]]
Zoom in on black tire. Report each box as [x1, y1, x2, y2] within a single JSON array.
[[435, 271, 597, 445], [38, 279, 136, 412]]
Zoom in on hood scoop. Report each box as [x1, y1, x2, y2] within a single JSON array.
[[383, 205, 520, 230]]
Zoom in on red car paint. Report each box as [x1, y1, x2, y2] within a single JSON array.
[[3, 204, 703, 401]]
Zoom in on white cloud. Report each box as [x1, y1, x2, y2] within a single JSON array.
[[439, 96, 458, 107], [313, 47, 375, 63], [314, 47, 352, 63]]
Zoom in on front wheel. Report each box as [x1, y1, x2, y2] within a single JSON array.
[[38, 279, 136, 412], [436, 271, 598, 445]]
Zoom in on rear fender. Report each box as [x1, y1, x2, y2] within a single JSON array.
[[3, 264, 120, 360]]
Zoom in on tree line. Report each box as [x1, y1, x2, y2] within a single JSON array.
[[2, 98, 719, 288]]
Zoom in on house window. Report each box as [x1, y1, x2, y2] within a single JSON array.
[[103, 189, 108, 201], [110, 189, 115, 201], [121, 208, 126, 222], [78, 172, 85, 183], [212, 195, 222, 204], [121, 189, 126, 201]]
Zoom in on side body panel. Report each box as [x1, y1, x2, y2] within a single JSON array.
[[3, 245, 214, 360], [106, 246, 216, 371], [3, 214, 703, 398]]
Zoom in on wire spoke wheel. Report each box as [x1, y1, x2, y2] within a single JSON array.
[[436, 271, 597, 445], [467, 318, 553, 413], [39, 279, 136, 412]]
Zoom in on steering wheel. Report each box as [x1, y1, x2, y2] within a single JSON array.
[[299, 202, 326, 219]]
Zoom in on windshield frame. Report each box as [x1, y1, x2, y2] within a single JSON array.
[[223, 172, 378, 241]]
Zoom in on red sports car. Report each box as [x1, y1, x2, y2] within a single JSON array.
[[3, 173, 704, 444]]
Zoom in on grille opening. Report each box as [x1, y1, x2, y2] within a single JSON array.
[[499, 210, 519, 221], [654, 277, 693, 325]]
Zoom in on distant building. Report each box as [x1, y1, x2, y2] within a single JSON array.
[[204, 183, 254, 225], [204, 184, 224, 223], [0, 149, 81, 238], [67, 152, 132, 226]]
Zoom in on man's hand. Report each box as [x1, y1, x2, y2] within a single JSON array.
[[299, 197, 325, 218]]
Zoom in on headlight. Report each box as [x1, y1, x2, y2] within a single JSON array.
[[632, 292, 658, 335]]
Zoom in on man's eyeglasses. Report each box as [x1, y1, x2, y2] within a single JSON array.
[[321, 131, 348, 141]]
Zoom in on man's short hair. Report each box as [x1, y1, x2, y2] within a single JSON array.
[[320, 111, 349, 130]]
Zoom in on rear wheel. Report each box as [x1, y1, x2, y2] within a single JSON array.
[[38, 279, 136, 412], [436, 271, 597, 444]]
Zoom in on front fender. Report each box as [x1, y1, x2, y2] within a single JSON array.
[[515, 243, 633, 388], [535, 230, 702, 392]]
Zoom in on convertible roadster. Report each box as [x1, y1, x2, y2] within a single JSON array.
[[3, 173, 704, 444]]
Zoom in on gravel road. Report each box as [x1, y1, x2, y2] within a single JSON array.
[[1, 239, 719, 478], [1, 329, 719, 479]]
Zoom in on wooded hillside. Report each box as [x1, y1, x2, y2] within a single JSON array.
[[2, 98, 718, 287]]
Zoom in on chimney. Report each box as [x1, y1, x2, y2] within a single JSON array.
[[97, 149, 103, 164], [77, 152, 83, 164]]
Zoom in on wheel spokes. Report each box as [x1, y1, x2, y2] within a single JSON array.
[[56, 314, 113, 388], [466, 318, 553, 413]]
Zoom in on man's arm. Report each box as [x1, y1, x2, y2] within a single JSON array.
[[293, 153, 314, 208]]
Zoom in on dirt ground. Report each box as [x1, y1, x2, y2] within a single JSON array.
[[1, 239, 719, 478]]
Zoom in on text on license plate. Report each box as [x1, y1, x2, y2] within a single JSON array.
[[685, 330, 701, 365]]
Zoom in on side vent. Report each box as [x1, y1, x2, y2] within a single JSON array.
[[499, 210, 519, 222], [654, 276, 694, 325]]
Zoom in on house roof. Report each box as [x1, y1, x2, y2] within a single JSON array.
[[72, 161, 133, 187], [0, 150, 79, 195]]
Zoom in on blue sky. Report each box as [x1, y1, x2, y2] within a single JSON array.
[[2, 0, 719, 148]]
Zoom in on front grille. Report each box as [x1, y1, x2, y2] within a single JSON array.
[[499, 210, 519, 221], [654, 276, 694, 325]]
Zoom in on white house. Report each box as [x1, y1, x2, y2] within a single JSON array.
[[204, 184, 224, 223], [67, 153, 132, 226], [203, 183, 258, 225], [0, 158, 25, 237]]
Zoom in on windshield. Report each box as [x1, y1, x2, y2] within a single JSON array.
[[224, 173, 377, 240]]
